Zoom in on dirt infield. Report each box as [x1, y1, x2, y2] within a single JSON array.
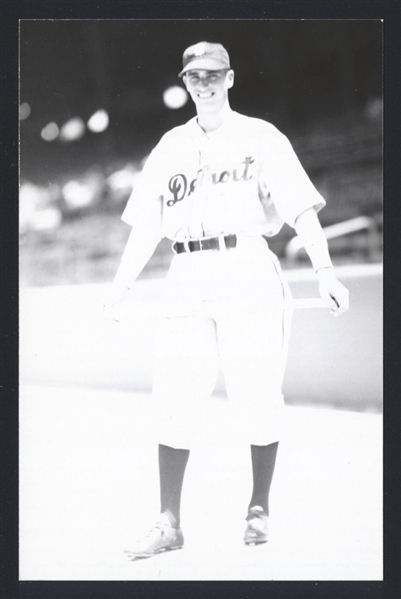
[[19, 384, 382, 581]]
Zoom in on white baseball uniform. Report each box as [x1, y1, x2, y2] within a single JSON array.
[[121, 110, 326, 448]]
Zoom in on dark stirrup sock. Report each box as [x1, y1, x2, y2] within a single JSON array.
[[248, 442, 279, 516], [158, 443, 190, 528]]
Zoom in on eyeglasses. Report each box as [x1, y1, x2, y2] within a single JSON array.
[[184, 70, 229, 86]]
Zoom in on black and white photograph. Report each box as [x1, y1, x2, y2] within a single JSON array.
[[18, 18, 384, 583]]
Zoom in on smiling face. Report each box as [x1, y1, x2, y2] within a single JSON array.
[[183, 68, 234, 114]]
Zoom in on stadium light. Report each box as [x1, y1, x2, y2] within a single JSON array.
[[62, 180, 95, 209], [20, 103, 31, 120], [40, 122, 59, 142], [163, 86, 188, 109], [30, 208, 62, 232], [59, 117, 86, 142], [87, 109, 109, 133]]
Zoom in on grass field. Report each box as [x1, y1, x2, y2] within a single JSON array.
[[20, 263, 382, 411]]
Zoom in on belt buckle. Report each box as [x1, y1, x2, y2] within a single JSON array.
[[218, 234, 226, 250], [183, 239, 191, 253]]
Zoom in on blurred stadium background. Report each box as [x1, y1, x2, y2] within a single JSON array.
[[19, 20, 382, 411]]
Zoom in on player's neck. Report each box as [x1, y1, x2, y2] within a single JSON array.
[[196, 101, 232, 133]]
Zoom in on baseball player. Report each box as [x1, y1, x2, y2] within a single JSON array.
[[103, 42, 349, 558]]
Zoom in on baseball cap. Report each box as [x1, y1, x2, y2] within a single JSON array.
[[178, 42, 230, 77]]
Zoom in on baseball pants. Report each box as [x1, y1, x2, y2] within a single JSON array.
[[152, 236, 293, 448]]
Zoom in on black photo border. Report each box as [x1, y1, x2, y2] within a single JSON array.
[[1, 1, 400, 598]]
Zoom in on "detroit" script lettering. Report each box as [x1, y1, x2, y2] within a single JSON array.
[[166, 156, 255, 207]]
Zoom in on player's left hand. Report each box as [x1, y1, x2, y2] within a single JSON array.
[[317, 268, 349, 317]]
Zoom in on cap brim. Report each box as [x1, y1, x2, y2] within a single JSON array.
[[178, 58, 230, 77]]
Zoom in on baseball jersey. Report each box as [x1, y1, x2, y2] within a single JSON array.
[[121, 110, 326, 241]]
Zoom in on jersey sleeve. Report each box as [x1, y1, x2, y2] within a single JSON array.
[[120, 141, 165, 235], [259, 126, 326, 228]]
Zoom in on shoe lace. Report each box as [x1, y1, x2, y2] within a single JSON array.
[[145, 521, 168, 539], [246, 507, 267, 523]]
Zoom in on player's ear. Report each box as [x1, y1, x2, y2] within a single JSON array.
[[225, 69, 235, 89], [182, 74, 189, 91]]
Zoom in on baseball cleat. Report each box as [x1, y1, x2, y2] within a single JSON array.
[[124, 513, 184, 559], [244, 506, 269, 545]]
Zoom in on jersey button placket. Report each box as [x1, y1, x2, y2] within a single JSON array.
[[188, 144, 209, 239]]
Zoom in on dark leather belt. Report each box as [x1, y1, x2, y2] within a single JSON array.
[[173, 234, 237, 254]]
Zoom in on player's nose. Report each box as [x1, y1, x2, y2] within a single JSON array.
[[197, 78, 209, 89]]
